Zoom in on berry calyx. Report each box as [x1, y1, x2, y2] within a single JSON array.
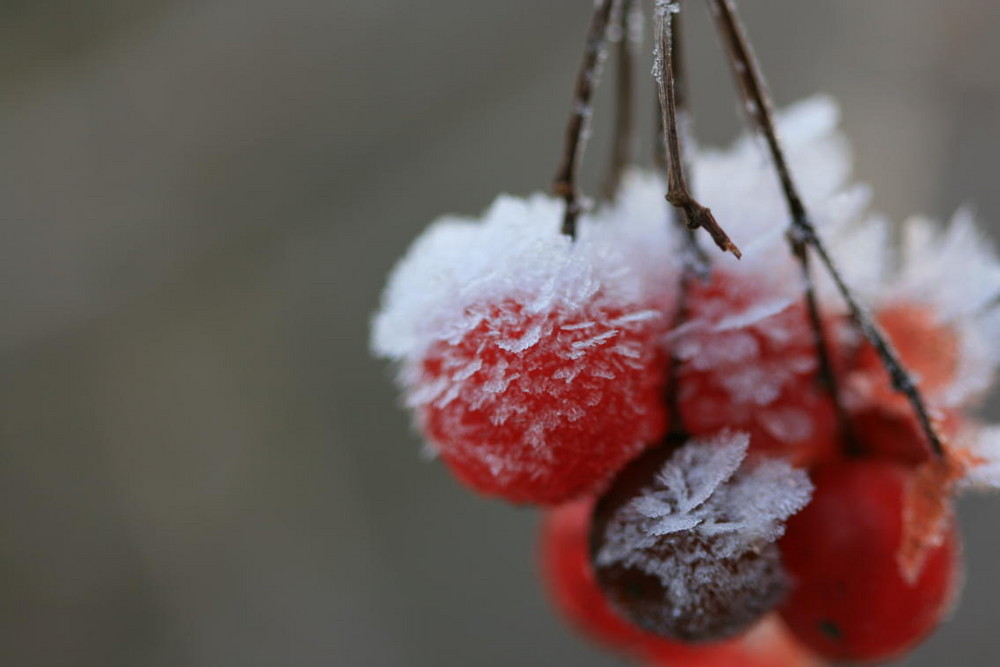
[[779, 459, 961, 662]]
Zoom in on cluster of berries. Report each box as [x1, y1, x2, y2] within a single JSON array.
[[372, 98, 1000, 664]]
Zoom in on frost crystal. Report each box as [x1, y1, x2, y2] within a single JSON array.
[[596, 432, 813, 578], [593, 432, 812, 640], [882, 212, 1000, 407], [958, 424, 1000, 491], [372, 192, 672, 364]]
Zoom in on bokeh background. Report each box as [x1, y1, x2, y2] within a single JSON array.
[[3, 1, 1000, 665]]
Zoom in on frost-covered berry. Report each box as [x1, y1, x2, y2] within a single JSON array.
[[590, 432, 813, 642], [540, 498, 819, 667], [779, 460, 960, 662], [372, 194, 671, 504], [853, 303, 960, 403], [848, 212, 1000, 410], [420, 298, 667, 503], [675, 273, 842, 467]]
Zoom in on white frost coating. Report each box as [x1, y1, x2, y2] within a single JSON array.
[[595, 432, 813, 584], [691, 96, 869, 290], [880, 211, 1000, 407], [371, 192, 670, 363], [959, 424, 1000, 491]]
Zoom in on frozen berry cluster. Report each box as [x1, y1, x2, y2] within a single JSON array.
[[372, 98, 1000, 664]]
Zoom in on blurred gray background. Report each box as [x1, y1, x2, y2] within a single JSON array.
[[2, 1, 1000, 665]]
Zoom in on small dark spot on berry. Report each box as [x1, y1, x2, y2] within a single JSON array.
[[626, 580, 644, 600], [819, 619, 843, 641]]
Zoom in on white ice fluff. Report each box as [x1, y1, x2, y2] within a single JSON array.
[[371, 192, 673, 364], [595, 432, 813, 585], [882, 211, 1000, 407], [958, 424, 1000, 491]]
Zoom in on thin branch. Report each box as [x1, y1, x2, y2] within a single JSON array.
[[661, 3, 708, 440], [553, 0, 620, 238], [654, 2, 741, 259], [791, 240, 861, 456], [706, 0, 944, 458], [602, 0, 640, 199]]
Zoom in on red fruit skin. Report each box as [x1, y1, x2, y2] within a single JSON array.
[[677, 274, 842, 468], [420, 300, 667, 504], [851, 405, 964, 466], [643, 616, 823, 667], [541, 499, 821, 667], [851, 302, 960, 409], [779, 460, 961, 662], [540, 499, 654, 654]]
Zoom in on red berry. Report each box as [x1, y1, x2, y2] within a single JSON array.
[[540, 499, 819, 667], [676, 272, 842, 467], [850, 405, 964, 465], [539, 498, 659, 655], [779, 460, 961, 662], [419, 299, 667, 504], [643, 616, 822, 667]]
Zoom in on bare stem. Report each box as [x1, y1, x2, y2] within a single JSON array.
[[706, 0, 944, 458], [661, 3, 708, 440], [553, 0, 620, 238], [603, 0, 640, 199], [655, 2, 741, 259]]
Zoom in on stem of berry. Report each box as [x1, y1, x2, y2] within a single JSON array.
[[603, 0, 640, 200], [792, 241, 861, 455], [553, 0, 620, 238], [660, 3, 708, 440], [705, 0, 945, 458], [654, 1, 741, 259]]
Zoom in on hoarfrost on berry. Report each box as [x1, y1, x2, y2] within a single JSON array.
[[591, 432, 813, 640], [595, 432, 813, 577], [372, 192, 671, 503]]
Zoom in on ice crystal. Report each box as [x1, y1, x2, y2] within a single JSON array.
[[592, 432, 812, 641], [595, 432, 813, 580]]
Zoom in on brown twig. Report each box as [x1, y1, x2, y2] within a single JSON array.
[[553, 0, 620, 238], [660, 3, 708, 440], [791, 240, 861, 455], [706, 0, 944, 458], [654, 1, 741, 259], [602, 0, 640, 200]]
